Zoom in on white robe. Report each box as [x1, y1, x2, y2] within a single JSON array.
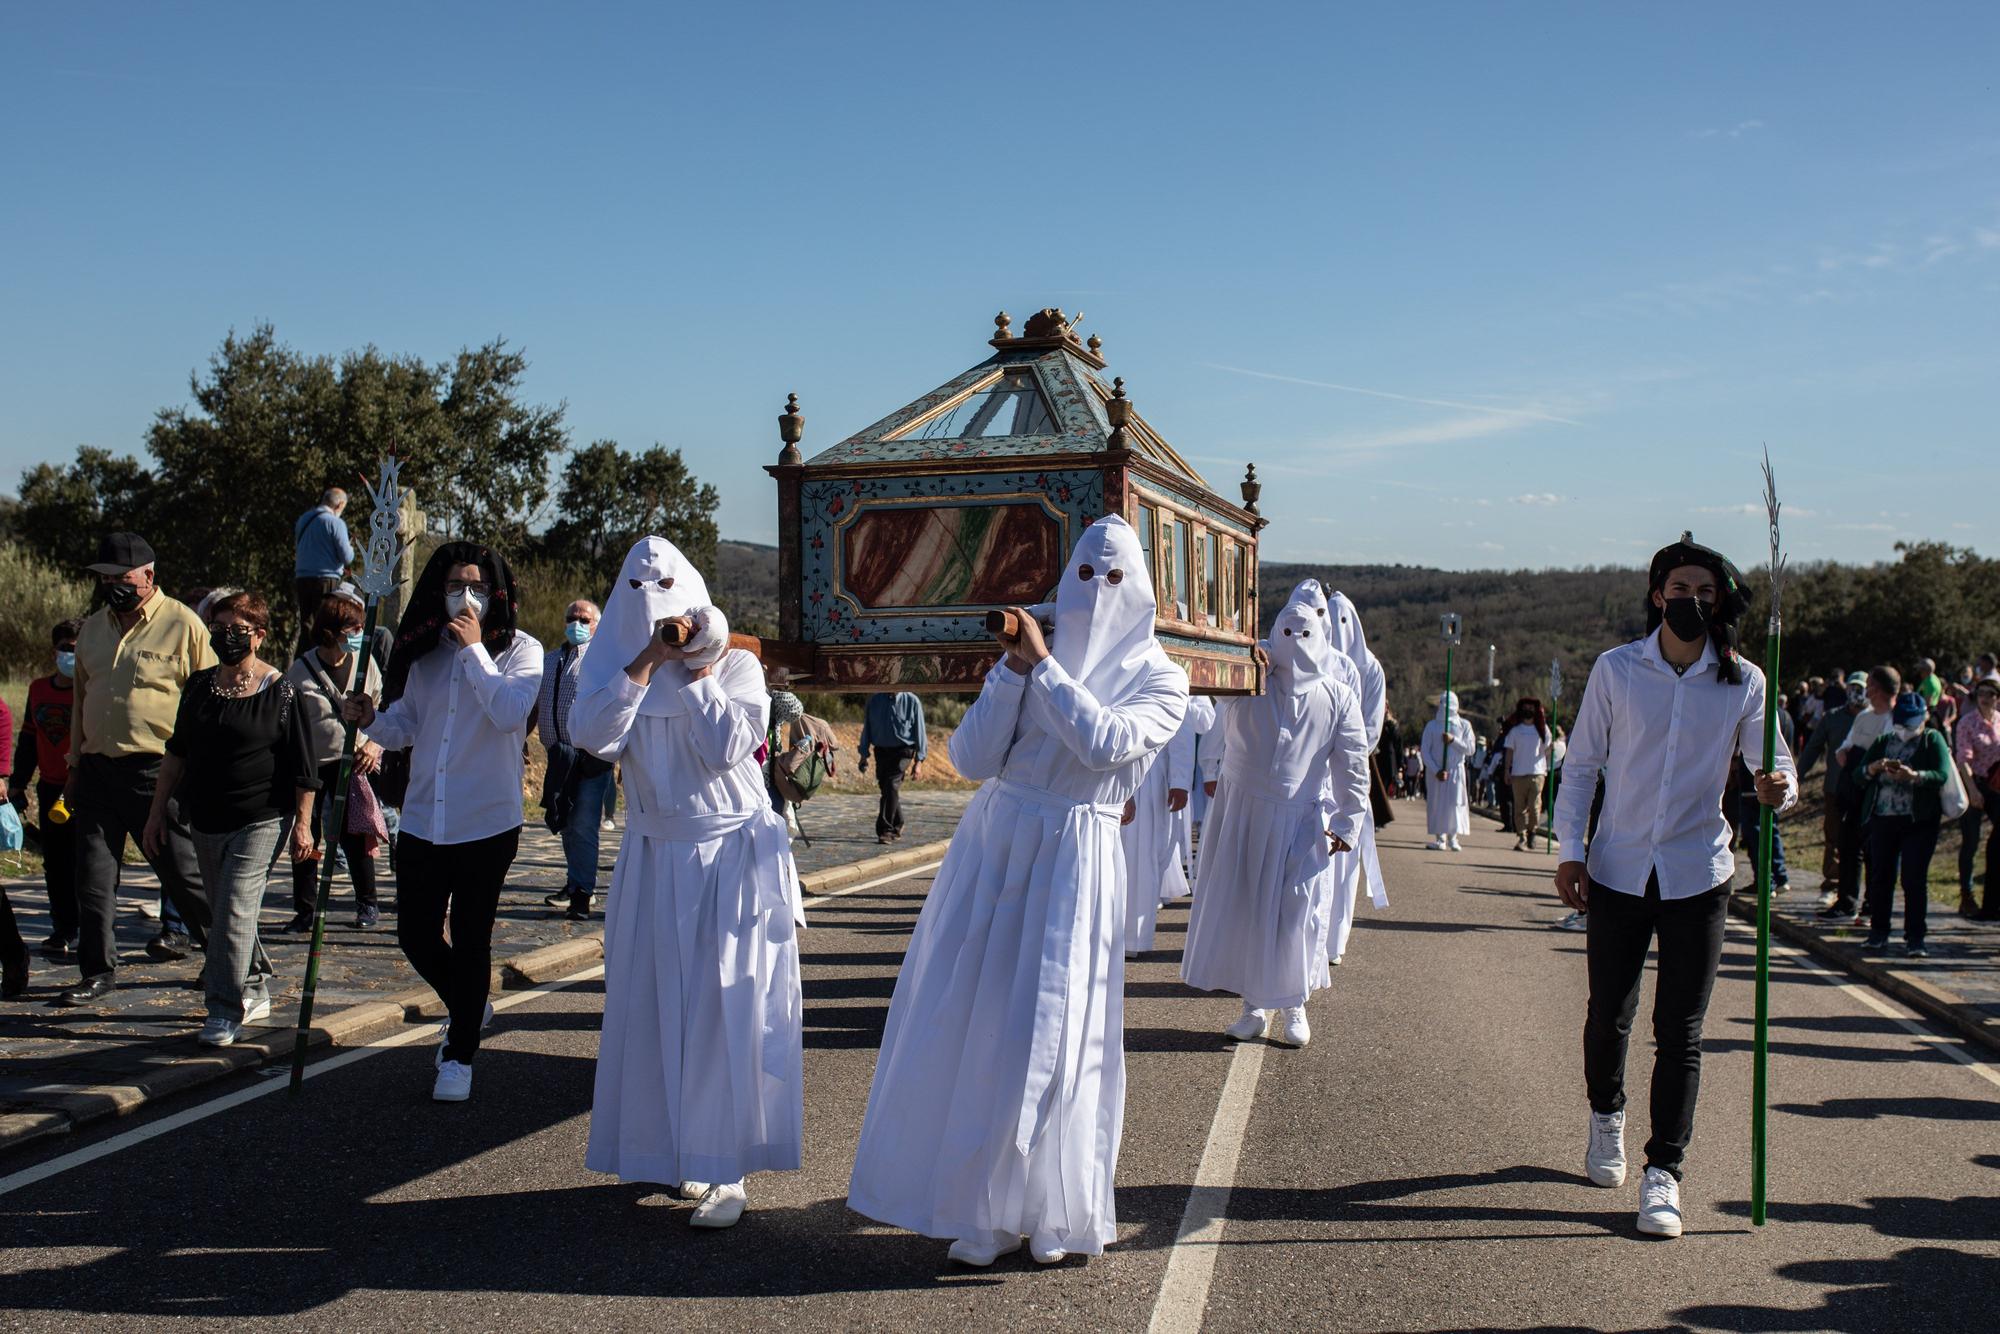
[[574, 648, 805, 1186], [1181, 680, 1370, 1011], [1122, 750, 1174, 952], [1422, 712, 1477, 837], [847, 653, 1185, 1255], [1160, 698, 1214, 900]]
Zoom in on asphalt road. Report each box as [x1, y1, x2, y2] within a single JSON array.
[[3, 811, 1996, 1331]]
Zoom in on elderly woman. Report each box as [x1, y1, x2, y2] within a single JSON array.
[[144, 592, 318, 1047], [285, 585, 387, 931]]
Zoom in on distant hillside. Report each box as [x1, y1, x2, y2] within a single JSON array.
[[714, 539, 780, 635]]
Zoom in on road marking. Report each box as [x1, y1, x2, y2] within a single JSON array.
[[0, 965, 606, 1200], [1147, 1034, 1270, 1334], [801, 860, 942, 911]]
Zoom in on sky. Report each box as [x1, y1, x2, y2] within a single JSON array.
[[3, 2, 1996, 570]]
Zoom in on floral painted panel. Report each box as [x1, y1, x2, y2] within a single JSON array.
[[800, 468, 1104, 645]]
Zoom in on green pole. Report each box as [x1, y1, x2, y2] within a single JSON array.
[[290, 601, 381, 1094], [1751, 450, 1786, 1227]]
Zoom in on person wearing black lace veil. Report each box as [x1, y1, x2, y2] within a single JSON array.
[[344, 540, 542, 1104]]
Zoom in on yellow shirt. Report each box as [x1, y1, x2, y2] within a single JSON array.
[[70, 593, 217, 762]]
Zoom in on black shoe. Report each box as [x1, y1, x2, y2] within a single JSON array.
[[1862, 934, 1889, 951], [1903, 941, 1929, 959], [283, 911, 316, 933], [542, 888, 571, 908], [3, 948, 29, 999], [355, 904, 381, 930], [39, 935, 75, 961], [566, 889, 594, 921], [145, 930, 191, 961], [57, 973, 114, 1006], [1816, 900, 1856, 920]]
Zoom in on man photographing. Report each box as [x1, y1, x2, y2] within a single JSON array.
[[1553, 534, 1797, 1239]]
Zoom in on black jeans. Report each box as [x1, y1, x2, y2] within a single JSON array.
[[72, 753, 209, 980], [1959, 780, 1998, 908], [872, 746, 912, 838], [1583, 872, 1730, 1180], [290, 763, 378, 912], [395, 826, 519, 1065], [35, 781, 79, 942], [1864, 814, 1939, 945]]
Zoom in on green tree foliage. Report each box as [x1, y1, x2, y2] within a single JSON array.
[[540, 440, 721, 591], [15, 448, 164, 569]]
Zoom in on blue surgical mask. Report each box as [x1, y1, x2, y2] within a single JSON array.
[[344, 631, 368, 655], [55, 650, 76, 678], [564, 620, 593, 646]]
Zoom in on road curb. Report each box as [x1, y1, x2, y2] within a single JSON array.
[[0, 843, 951, 1157], [1729, 896, 2000, 1057]]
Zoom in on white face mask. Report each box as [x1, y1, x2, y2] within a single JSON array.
[[1892, 723, 1924, 742], [445, 588, 489, 621]]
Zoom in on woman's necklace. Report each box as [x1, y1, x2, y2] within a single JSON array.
[[212, 665, 262, 698]]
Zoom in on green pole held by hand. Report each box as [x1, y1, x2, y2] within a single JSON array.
[[291, 455, 412, 1095], [1751, 449, 1787, 1226]]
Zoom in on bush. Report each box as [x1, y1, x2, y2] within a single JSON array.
[[0, 542, 94, 678]]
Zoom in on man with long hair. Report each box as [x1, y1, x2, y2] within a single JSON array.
[[1554, 534, 1796, 1239], [344, 542, 541, 1103]]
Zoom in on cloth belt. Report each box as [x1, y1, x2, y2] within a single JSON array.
[[622, 804, 800, 921]]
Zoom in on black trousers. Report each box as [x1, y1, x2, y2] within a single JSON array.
[[395, 826, 519, 1065], [1959, 780, 1999, 910], [35, 781, 79, 942], [1834, 798, 1865, 906], [873, 746, 912, 837], [290, 763, 378, 911], [72, 753, 209, 980], [1583, 872, 1730, 1180], [1864, 814, 1939, 945]]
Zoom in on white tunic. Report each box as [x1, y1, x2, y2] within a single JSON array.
[[847, 653, 1184, 1255], [574, 648, 804, 1186], [1422, 708, 1477, 837], [1182, 679, 1370, 1011], [1160, 697, 1214, 898]]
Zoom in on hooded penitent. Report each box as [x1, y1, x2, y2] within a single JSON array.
[[1645, 532, 1750, 685], [1048, 514, 1171, 706], [383, 540, 520, 705], [1268, 600, 1335, 695], [1288, 579, 1386, 747], [576, 536, 722, 717]]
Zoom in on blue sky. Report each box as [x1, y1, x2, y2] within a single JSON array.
[[3, 2, 1995, 569]]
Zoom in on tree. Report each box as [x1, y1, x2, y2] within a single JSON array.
[[14, 448, 165, 572], [541, 440, 720, 590]]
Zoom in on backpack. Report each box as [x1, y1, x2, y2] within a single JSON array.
[[773, 714, 839, 805]]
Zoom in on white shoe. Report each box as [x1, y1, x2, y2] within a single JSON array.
[[1275, 1006, 1311, 1048], [1636, 1166, 1683, 1237], [199, 1016, 240, 1047], [242, 997, 272, 1025], [689, 1181, 747, 1229], [947, 1234, 1022, 1267], [1223, 1008, 1268, 1042], [1028, 1235, 1067, 1264], [602, 818, 616, 832], [1585, 1109, 1627, 1187], [434, 1001, 496, 1067], [432, 1059, 472, 1102], [680, 1180, 712, 1200], [1554, 911, 1589, 933], [1427, 837, 1445, 851], [1448, 836, 1463, 851]]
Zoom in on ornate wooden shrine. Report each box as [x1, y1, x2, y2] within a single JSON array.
[[765, 308, 1265, 693]]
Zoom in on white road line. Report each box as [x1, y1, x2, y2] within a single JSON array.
[[801, 861, 941, 911], [1732, 923, 2000, 1090], [0, 965, 606, 1200], [1146, 1035, 1270, 1334]]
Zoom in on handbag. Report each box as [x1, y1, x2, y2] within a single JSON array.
[[1940, 735, 1970, 820]]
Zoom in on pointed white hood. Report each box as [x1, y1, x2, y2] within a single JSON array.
[[1050, 514, 1168, 704], [1268, 598, 1335, 696], [577, 535, 717, 717], [1326, 590, 1375, 672]]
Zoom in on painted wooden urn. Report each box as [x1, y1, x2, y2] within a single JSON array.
[[765, 308, 1265, 694]]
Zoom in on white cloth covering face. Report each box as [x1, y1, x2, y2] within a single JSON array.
[[1421, 690, 1476, 837], [1181, 601, 1370, 1011], [573, 537, 803, 1189], [848, 514, 1187, 1258], [576, 535, 720, 719]]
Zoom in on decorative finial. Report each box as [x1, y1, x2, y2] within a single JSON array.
[[993, 311, 1012, 341], [777, 392, 804, 466], [1106, 376, 1132, 447], [1241, 462, 1262, 515], [1086, 333, 1102, 356]]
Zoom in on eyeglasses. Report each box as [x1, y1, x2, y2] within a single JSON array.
[[444, 580, 490, 596], [564, 613, 594, 623]]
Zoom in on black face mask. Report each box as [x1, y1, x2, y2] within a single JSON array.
[[211, 626, 256, 666], [1661, 596, 1711, 643], [103, 582, 141, 613]]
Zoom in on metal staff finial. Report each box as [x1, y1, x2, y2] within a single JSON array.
[[356, 453, 411, 604], [1548, 657, 1562, 704], [1761, 444, 1787, 630]]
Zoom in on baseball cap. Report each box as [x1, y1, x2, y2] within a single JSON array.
[[85, 532, 156, 575], [1844, 671, 1868, 689]]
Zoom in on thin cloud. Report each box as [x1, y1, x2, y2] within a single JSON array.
[[1695, 119, 1766, 140], [1697, 502, 1818, 518], [1511, 492, 1563, 507], [1206, 364, 1583, 426]]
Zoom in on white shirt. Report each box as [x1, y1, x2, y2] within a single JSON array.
[[1838, 707, 1890, 757], [365, 633, 543, 844], [1503, 722, 1550, 777], [1554, 629, 1797, 900]]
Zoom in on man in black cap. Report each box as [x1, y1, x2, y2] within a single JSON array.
[[1553, 533, 1797, 1239], [58, 533, 217, 1006]]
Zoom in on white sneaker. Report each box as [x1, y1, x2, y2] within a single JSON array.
[[689, 1181, 747, 1229], [1554, 911, 1589, 933], [1427, 837, 1445, 851], [947, 1234, 1022, 1267], [1223, 1007, 1268, 1041], [1585, 1109, 1626, 1187], [602, 818, 616, 832], [1028, 1234, 1067, 1264], [679, 1180, 712, 1199], [199, 1016, 240, 1047], [1637, 1166, 1683, 1237], [1448, 836, 1463, 851], [242, 997, 272, 1025], [1275, 1006, 1311, 1048], [432, 1060, 472, 1102]]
